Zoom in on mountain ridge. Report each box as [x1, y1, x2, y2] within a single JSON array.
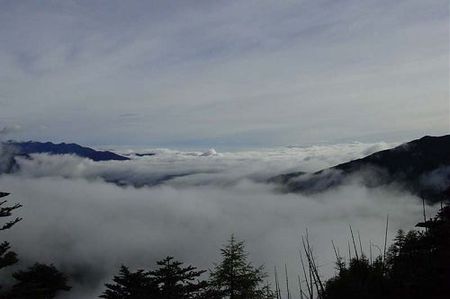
[[3, 141, 129, 162], [271, 135, 450, 203]]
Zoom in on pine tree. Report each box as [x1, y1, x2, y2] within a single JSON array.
[[0, 192, 21, 291], [100, 265, 156, 299], [150, 256, 207, 299], [101, 258, 207, 299], [208, 235, 273, 299], [8, 263, 71, 299], [0, 192, 22, 231], [322, 205, 450, 299], [0, 241, 18, 270]]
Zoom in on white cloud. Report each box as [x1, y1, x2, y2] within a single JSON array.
[[0, 1, 448, 146], [0, 142, 439, 298], [12, 141, 396, 186]]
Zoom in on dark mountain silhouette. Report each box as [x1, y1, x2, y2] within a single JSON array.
[[4, 141, 129, 162], [271, 135, 450, 203], [134, 152, 157, 157]]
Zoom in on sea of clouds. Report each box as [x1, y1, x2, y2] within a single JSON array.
[[0, 142, 439, 298]]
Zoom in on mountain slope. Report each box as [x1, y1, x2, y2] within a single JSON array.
[[5, 141, 129, 162], [272, 135, 450, 203]]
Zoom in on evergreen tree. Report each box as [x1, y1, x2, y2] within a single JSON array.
[[386, 205, 450, 298], [0, 192, 21, 291], [208, 235, 273, 299], [150, 256, 207, 299], [0, 192, 21, 269], [0, 192, 22, 232], [0, 241, 18, 270], [322, 205, 450, 299], [8, 263, 71, 299], [323, 256, 389, 299], [101, 258, 207, 299], [100, 265, 156, 299]]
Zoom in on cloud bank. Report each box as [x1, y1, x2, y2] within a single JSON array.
[[0, 142, 439, 298]]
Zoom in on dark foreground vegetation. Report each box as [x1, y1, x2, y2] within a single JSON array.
[[0, 190, 448, 298], [0, 192, 71, 299], [100, 236, 274, 299], [322, 205, 450, 299]]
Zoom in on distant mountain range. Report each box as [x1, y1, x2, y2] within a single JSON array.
[[3, 141, 129, 162], [2, 137, 450, 202], [271, 135, 450, 203]]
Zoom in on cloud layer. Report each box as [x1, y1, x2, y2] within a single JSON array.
[[0, 142, 438, 298], [0, 1, 448, 146]]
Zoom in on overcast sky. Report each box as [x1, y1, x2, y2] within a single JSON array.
[[0, 0, 448, 148]]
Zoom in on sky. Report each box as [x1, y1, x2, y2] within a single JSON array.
[[0, 0, 448, 148]]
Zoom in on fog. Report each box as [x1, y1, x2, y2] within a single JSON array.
[[0, 142, 438, 298]]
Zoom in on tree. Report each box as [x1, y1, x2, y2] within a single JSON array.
[[0, 192, 21, 291], [0, 192, 21, 268], [101, 257, 207, 299], [385, 205, 450, 299], [208, 235, 273, 299], [150, 256, 207, 299], [0, 192, 22, 231], [8, 263, 71, 299], [0, 241, 18, 270], [322, 205, 450, 299], [0, 193, 72, 298], [100, 265, 156, 299], [323, 256, 389, 299]]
